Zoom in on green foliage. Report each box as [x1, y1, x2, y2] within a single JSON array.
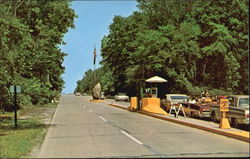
[[75, 69, 94, 94], [0, 0, 76, 111], [209, 89, 233, 97], [96, 0, 248, 97], [74, 65, 115, 95]]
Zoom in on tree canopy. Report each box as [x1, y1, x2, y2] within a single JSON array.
[[76, 0, 249, 97], [74, 66, 115, 96], [0, 0, 76, 111]]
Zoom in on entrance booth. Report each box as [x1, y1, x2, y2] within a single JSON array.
[[141, 76, 168, 115]]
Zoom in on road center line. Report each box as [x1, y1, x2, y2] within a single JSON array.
[[98, 116, 107, 122], [121, 130, 143, 145], [88, 109, 93, 113]]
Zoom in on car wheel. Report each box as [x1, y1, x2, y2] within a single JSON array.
[[212, 112, 219, 123], [212, 112, 218, 123], [161, 106, 164, 110], [231, 118, 239, 128], [191, 112, 195, 118]]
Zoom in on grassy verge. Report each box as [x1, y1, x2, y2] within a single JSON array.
[[0, 103, 57, 158], [18, 102, 58, 116], [42, 102, 58, 108]]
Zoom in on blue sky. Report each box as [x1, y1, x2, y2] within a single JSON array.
[[60, 1, 139, 93]]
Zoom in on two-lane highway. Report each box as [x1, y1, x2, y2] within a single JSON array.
[[36, 95, 249, 158]]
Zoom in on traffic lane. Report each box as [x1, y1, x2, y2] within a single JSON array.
[[38, 95, 156, 158], [86, 100, 249, 158]]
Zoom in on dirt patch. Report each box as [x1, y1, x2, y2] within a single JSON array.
[[22, 105, 58, 158], [21, 107, 56, 119], [0, 114, 12, 121]]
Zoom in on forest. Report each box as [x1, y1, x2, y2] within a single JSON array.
[[75, 0, 249, 98], [0, 0, 76, 111]]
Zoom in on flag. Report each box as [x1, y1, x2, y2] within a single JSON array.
[[93, 46, 96, 65]]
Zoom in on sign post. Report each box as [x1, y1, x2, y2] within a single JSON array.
[[219, 98, 230, 129], [10, 85, 21, 128]]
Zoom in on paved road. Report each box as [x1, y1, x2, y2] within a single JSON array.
[[36, 95, 249, 158]]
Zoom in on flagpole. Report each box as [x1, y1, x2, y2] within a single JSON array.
[[94, 60, 96, 86], [93, 44, 96, 88]]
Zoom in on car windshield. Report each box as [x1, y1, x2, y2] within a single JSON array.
[[170, 96, 188, 102], [239, 98, 249, 108]]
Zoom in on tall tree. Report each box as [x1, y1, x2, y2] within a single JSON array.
[[0, 0, 76, 110], [99, 0, 248, 96]]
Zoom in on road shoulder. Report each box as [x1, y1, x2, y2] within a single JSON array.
[[25, 104, 58, 158]]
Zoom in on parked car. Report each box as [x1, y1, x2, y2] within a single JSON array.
[[115, 93, 129, 102], [210, 95, 249, 128], [75, 92, 81, 96], [161, 94, 189, 112], [100, 92, 105, 99], [181, 102, 211, 118]]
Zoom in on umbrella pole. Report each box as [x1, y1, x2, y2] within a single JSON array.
[[156, 83, 158, 98]]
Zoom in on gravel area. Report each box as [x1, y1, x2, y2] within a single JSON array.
[[22, 105, 58, 158], [20, 107, 56, 124]]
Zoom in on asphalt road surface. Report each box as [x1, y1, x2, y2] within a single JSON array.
[[36, 95, 249, 158]]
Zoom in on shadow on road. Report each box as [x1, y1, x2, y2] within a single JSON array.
[[0, 118, 49, 131]]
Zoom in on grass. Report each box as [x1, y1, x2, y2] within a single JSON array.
[[19, 102, 58, 116], [42, 102, 58, 108], [0, 118, 47, 158], [0, 102, 58, 158]]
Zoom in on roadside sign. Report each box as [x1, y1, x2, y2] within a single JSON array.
[[10, 86, 14, 93], [10, 85, 21, 93], [10, 85, 21, 128], [220, 98, 229, 112], [219, 98, 230, 129]]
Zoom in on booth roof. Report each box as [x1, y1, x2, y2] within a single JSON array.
[[145, 76, 167, 83]]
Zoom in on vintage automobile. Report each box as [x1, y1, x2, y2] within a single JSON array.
[[114, 93, 129, 102], [181, 102, 211, 118], [161, 94, 189, 112], [210, 95, 249, 128], [100, 92, 105, 100], [75, 92, 81, 96]]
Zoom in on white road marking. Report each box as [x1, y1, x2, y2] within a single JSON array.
[[121, 130, 143, 145], [88, 109, 93, 113], [99, 116, 107, 122]]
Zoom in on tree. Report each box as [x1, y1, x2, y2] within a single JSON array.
[[0, 0, 76, 110], [74, 65, 115, 96], [99, 0, 248, 96]]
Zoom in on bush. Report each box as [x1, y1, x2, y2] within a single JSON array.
[[187, 85, 233, 97], [209, 89, 233, 96]]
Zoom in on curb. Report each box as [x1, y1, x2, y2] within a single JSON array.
[[36, 103, 61, 157], [109, 103, 129, 110], [108, 103, 249, 143], [27, 103, 59, 158]]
